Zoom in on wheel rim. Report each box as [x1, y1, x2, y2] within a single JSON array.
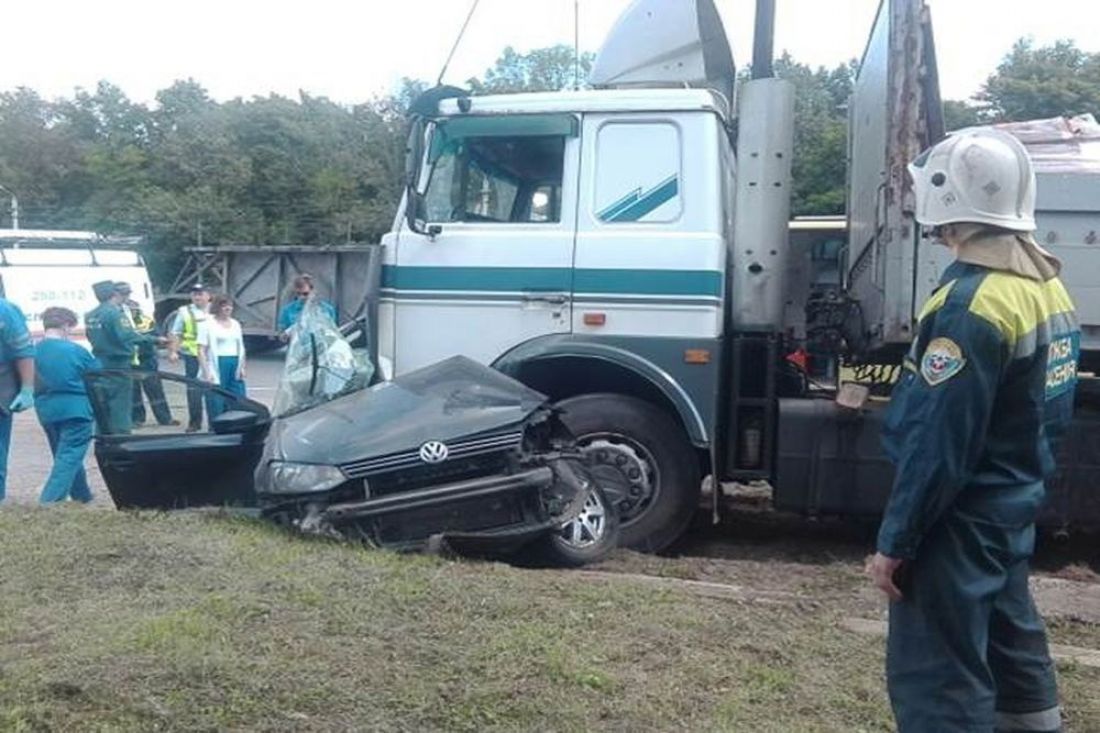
[[576, 433, 660, 527], [559, 488, 609, 548]]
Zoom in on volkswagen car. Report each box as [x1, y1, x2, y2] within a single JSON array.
[[86, 353, 618, 566]]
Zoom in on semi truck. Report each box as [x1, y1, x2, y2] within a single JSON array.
[[377, 0, 1099, 551], [160, 0, 1098, 551]]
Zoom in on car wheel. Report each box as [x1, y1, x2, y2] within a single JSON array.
[[537, 486, 620, 567], [557, 393, 701, 552]]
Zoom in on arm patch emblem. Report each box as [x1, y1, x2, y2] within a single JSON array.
[[920, 337, 965, 386]]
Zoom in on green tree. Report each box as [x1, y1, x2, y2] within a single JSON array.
[[943, 99, 983, 131], [978, 38, 1100, 121], [468, 45, 595, 94]]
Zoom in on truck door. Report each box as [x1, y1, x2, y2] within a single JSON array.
[[391, 114, 580, 374]]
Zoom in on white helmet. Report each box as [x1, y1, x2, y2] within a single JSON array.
[[908, 127, 1037, 231]]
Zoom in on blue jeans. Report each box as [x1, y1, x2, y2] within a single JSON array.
[[209, 356, 246, 419], [39, 418, 94, 504], [0, 411, 10, 502]]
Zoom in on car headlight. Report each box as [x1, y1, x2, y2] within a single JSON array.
[[265, 462, 347, 494]]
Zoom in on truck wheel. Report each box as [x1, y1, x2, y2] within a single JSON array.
[[556, 394, 701, 552], [537, 487, 620, 567]]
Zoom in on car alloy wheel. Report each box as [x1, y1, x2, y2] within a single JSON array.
[[559, 488, 610, 548]]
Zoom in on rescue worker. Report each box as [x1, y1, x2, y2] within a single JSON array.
[[0, 295, 34, 503], [115, 282, 177, 427], [867, 128, 1078, 732], [34, 307, 98, 503], [168, 283, 212, 432], [277, 274, 336, 341], [85, 280, 158, 435]]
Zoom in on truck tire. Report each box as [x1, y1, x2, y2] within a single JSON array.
[[556, 393, 701, 552]]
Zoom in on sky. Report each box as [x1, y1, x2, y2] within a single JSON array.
[[1, 0, 1097, 106]]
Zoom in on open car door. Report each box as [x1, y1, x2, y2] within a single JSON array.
[[85, 369, 269, 509]]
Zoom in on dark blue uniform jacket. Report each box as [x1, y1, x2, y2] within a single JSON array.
[[877, 261, 1079, 559]]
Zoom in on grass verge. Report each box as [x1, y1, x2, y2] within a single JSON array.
[[0, 507, 1096, 731]]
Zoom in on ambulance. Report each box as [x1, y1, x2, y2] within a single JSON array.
[[0, 230, 155, 344]]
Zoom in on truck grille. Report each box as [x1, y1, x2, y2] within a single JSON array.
[[339, 431, 523, 480]]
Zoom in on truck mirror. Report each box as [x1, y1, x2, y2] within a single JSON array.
[[413, 122, 435, 197], [403, 119, 435, 236], [404, 119, 424, 188]]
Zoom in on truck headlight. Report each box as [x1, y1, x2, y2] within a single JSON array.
[[265, 462, 346, 494]]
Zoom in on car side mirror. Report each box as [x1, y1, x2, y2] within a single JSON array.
[[211, 410, 263, 435]]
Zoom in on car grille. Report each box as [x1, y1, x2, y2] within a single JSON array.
[[339, 431, 524, 480]]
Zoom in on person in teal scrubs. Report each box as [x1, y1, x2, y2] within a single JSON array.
[[0, 295, 35, 503], [34, 307, 99, 504]]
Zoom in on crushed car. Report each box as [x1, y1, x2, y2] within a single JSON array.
[[85, 306, 618, 566]]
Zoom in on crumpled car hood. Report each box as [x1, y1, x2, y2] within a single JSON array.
[[269, 355, 548, 466]]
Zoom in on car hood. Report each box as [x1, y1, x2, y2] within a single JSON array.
[[269, 355, 548, 466]]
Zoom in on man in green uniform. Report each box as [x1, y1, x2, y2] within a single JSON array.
[[85, 280, 160, 435]]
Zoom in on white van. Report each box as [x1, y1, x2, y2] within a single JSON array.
[[0, 230, 155, 344]]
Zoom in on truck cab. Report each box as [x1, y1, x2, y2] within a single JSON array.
[[378, 88, 734, 550]]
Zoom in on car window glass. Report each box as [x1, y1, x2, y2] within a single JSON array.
[[85, 369, 265, 437]]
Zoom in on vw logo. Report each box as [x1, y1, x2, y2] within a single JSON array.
[[419, 440, 449, 464]]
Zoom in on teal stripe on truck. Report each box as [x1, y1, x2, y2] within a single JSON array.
[[381, 266, 721, 298]]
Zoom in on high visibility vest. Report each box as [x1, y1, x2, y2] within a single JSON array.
[[178, 306, 204, 357]]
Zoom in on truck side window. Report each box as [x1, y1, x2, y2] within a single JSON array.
[[423, 135, 565, 224], [595, 122, 682, 223]]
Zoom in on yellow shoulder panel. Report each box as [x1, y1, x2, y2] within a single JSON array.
[[969, 273, 1076, 346], [917, 280, 956, 322]]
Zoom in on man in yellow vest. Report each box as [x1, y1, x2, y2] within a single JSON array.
[[168, 283, 212, 432]]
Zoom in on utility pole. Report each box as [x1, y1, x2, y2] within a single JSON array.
[[0, 183, 19, 229], [574, 0, 580, 91]]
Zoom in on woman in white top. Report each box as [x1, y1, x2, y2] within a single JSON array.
[[204, 294, 247, 416]]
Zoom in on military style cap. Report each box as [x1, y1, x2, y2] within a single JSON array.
[[92, 280, 118, 300]]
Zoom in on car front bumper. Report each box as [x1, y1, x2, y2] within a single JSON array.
[[259, 466, 562, 551]]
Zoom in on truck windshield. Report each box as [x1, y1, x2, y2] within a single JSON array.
[[423, 135, 564, 224], [417, 114, 576, 225]]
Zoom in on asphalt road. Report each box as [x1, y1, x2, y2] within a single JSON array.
[[3, 350, 286, 506]]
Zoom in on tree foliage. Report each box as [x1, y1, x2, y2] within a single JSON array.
[[978, 39, 1100, 121], [17, 37, 1090, 289], [0, 82, 410, 283], [468, 45, 595, 95]]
